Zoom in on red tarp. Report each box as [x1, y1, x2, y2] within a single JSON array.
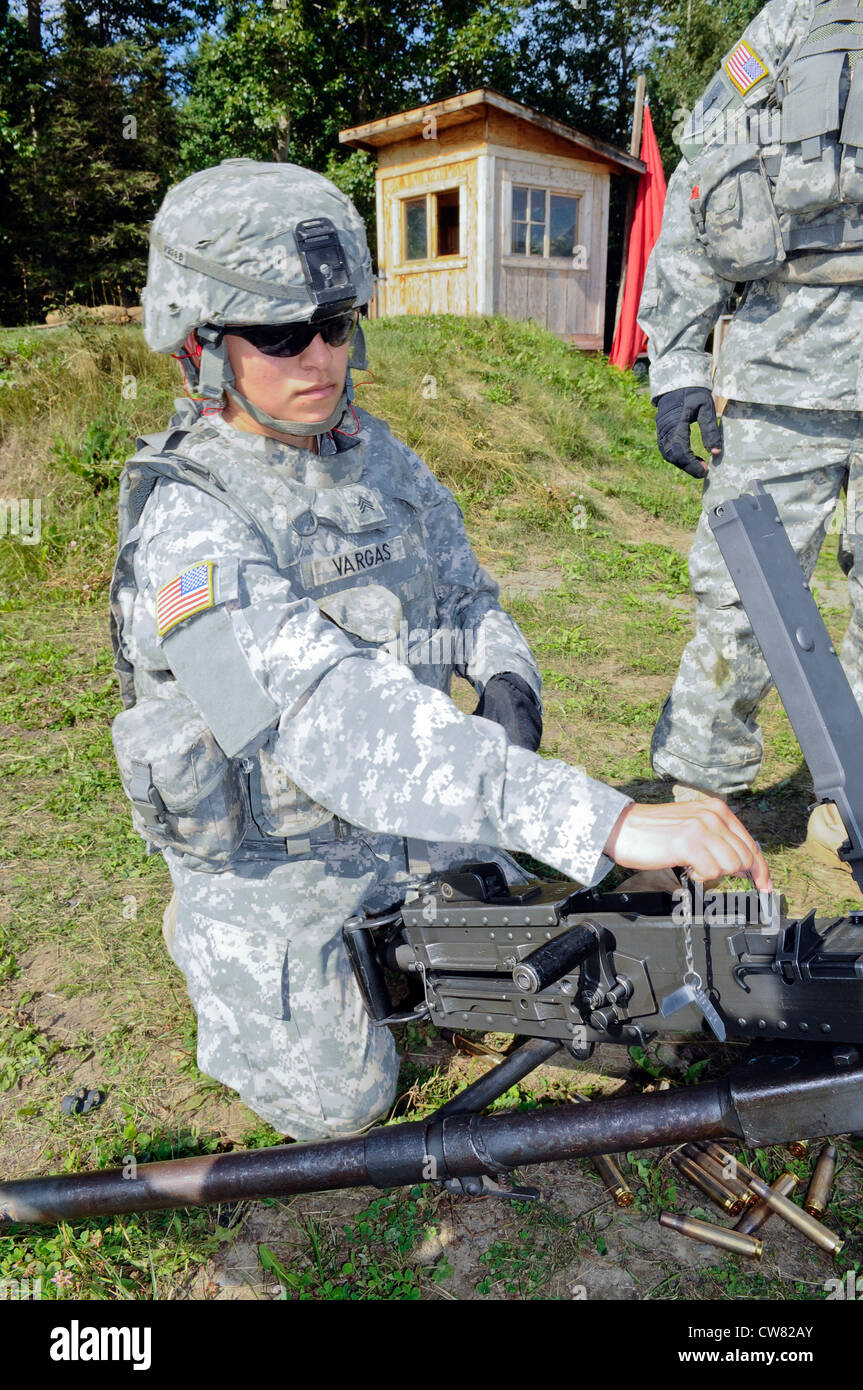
[[609, 102, 667, 370]]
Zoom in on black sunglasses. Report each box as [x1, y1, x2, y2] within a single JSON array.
[[226, 310, 358, 357]]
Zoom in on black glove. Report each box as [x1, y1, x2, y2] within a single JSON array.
[[473, 672, 542, 752], [655, 387, 722, 479]]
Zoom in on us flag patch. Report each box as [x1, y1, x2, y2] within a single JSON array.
[[724, 39, 768, 95], [156, 562, 214, 636]]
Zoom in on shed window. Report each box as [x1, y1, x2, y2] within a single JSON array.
[[404, 198, 428, 261], [511, 186, 579, 259], [402, 189, 461, 261]]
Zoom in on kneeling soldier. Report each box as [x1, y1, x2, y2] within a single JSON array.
[[110, 159, 769, 1140]]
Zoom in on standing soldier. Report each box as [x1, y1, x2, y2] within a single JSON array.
[[640, 0, 863, 872], [110, 159, 769, 1142]]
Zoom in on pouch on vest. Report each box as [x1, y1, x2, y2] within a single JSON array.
[[840, 61, 863, 201], [689, 143, 786, 280], [247, 743, 335, 838], [773, 52, 846, 214], [112, 688, 247, 868], [317, 584, 404, 644]]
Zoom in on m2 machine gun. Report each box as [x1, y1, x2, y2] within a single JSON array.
[[3, 483, 863, 1226]]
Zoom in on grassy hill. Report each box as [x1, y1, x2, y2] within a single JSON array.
[[0, 314, 860, 1302]]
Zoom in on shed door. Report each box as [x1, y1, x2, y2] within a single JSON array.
[[495, 158, 608, 345]]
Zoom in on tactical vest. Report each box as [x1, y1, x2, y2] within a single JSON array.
[[109, 412, 443, 871], [690, 0, 863, 283]]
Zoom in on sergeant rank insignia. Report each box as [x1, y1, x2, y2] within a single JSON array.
[[156, 561, 215, 636], [724, 39, 768, 95]]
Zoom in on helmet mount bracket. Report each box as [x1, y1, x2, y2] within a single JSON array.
[[294, 217, 357, 315]]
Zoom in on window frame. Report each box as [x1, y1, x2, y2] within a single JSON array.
[[503, 177, 587, 270], [395, 184, 466, 270]]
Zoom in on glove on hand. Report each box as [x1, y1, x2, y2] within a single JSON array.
[[473, 672, 542, 752], [655, 387, 722, 479]]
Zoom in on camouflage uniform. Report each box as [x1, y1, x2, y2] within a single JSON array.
[[639, 0, 863, 794], [113, 407, 631, 1138]]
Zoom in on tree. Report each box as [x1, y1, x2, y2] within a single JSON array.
[[178, 0, 524, 241], [510, 0, 670, 150], [0, 0, 195, 322], [27, 38, 179, 308]]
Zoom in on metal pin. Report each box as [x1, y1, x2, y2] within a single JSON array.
[[659, 1210, 763, 1260], [746, 1174, 844, 1256], [746, 842, 773, 924], [804, 1143, 837, 1217], [734, 1173, 797, 1236], [671, 1152, 744, 1216], [683, 1144, 758, 1205]]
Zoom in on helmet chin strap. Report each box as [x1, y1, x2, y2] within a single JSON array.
[[223, 381, 350, 436], [197, 323, 363, 439]]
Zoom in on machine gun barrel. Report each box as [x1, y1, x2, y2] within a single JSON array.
[[2, 1047, 861, 1225]]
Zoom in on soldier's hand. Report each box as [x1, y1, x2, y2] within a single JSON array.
[[604, 799, 772, 891], [655, 387, 722, 479]]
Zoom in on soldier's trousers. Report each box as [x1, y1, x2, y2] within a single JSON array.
[[651, 401, 863, 795], [161, 833, 527, 1141]]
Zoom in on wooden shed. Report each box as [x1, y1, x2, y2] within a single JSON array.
[[339, 89, 645, 350]]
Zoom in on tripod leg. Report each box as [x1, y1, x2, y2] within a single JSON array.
[[433, 1036, 561, 1119]]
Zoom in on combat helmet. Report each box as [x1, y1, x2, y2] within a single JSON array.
[[141, 158, 375, 436]]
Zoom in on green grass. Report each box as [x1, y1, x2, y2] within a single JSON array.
[[254, 1189, 454, 1300]]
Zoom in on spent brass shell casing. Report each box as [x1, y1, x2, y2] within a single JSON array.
[[683, 1145, 757, 1205], [592, 1153, 634, 1207], [804, 1143, 838, 1217], [787, 1139, 809, 1160], [659, 1210, 763, 1261], [746, 1174, 844, 1256], [671, 1153, 743, 1216], [734, 1173, 798, 1236]]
